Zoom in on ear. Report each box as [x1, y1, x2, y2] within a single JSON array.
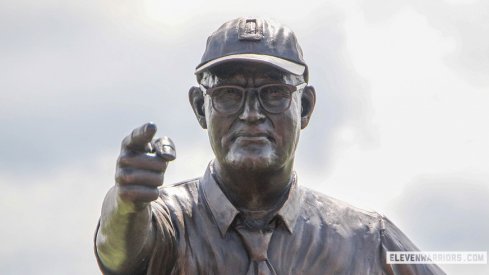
[[300, 85, 316, 129], [188, 86, 207, 129]]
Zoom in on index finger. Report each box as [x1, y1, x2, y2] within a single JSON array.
[[121, 122, 157, 152]]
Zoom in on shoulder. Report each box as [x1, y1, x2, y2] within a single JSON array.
[[160, 178, 200, 200], [152, 178, 201, 213], [299, 186, 383, 233], [298, 187, 427, 251]]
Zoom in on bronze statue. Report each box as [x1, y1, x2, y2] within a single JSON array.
[[94, 18, 445, 274]]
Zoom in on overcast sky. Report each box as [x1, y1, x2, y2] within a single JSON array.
[[0, 0, 488, 274]]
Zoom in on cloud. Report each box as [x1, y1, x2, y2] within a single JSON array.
[[360, 0, 489, 87], [0, 144, 213, 274], [0, 0, 488, 274], [0, 157, 111, 274], [388, 176, 489, 275], [296, 2, 488, 209], [0, 0, 205, 176], [0, 0, 373, 181]]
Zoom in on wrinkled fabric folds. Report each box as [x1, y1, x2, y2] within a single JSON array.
[[95, 164, 445, 275]]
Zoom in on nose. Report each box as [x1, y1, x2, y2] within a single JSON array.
[[239, 90, 266, 122]]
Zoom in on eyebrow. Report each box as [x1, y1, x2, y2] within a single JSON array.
[[262, 70, 284, 80]]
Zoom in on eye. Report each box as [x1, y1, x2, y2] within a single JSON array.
[[211, 86, 244, 113], [213, 87, 243, 103], [260, 85, 291, 102]]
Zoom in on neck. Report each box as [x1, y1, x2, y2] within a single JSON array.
[[213, 159, 294, 211]]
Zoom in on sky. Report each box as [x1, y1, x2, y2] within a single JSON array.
[[0, 0, 488, 274]]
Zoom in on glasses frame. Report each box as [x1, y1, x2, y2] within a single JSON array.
[[199, 82, 307, 114]]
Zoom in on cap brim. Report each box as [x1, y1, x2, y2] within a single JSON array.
[[195, 54, 306, 76]]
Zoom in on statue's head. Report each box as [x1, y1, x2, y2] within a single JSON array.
[[189, 18, 316, 172]]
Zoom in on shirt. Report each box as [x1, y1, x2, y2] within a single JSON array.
[[95, 164, 445, 275]]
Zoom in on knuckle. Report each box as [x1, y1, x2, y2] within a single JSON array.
[[115, 169, 133, 185], [114, 169, 122, 183], [149, 174, 164, 187], [140, 155, 166, 172], [117, 155, 130, 166], [146, 172, 163, 186]]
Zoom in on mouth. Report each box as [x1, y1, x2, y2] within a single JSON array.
[[231, 132, 275, 143], [235, 136, 270, 143]]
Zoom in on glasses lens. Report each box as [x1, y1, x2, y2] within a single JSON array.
[[211, 86, 244, 114], [259, 85, 293, 113]]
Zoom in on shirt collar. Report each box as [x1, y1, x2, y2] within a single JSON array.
[[201, 164, 239, 237], [201, 162, 302, 237], [276, 172, 302, 234]]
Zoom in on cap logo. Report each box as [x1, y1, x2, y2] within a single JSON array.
[[238, 18, 263, 41]]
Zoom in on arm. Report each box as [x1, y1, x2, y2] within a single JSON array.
[[95, 123, 176, 274]]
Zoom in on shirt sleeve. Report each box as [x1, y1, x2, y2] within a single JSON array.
[[143, 196, 178, 275], [379, 215, 446, 275]]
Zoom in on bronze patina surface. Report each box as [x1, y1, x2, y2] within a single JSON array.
[[95, 18, 445, 275]]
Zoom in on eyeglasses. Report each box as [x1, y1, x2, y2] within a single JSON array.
[[199, 83, 307, 114]]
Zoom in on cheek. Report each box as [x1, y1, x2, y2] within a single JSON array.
[[275, 101, 301, 147], [204, 98, 213, 127], [206, 106, 234, 152], [290, 97, 302, 132], [205, 102, 220, 152]]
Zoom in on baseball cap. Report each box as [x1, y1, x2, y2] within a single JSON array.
[[195, 18, 308, 82]]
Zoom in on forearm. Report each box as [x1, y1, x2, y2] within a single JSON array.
[[96, 186, 155, 274]]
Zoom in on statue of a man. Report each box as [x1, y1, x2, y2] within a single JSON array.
[[95, 18, 445, 274]]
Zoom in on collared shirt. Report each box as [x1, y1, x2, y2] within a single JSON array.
[[96, 164, 445, 275]]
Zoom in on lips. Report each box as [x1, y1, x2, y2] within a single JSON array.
[[231, 131, 275, 142]]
